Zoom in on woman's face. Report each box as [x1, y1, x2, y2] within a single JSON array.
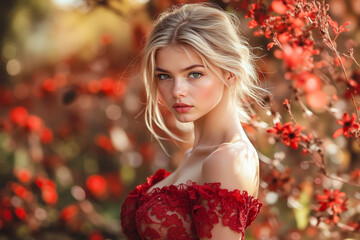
[[155, 45, 227, 123]]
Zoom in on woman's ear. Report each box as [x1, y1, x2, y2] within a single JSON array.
[[225, 72, 236, 86]]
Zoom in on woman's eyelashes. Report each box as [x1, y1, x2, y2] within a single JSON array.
[[188, 72, 203, 79], [156, 72, 203, 80], [156, 73, 171, 80]]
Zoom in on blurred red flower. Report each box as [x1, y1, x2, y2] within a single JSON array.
[[87, 175, 107, 199], [328, 17, 350, 35], [15, 207, 27, 221], [61, 204, 79, 222], [35, 177, 58, 205], [350, 168, 360, 183], [10, 106, 28, 126], [89, 230, 104, 240], [333, 113, 359, 138], [265, 167, 295, 196], [25, 115, 43, 132], [315, 189, 348, 224], [40, 127, 53, 144], [95, 134, 116, 153], [2, 209, 12, 221], [14, 169, 31, 183], [271, 0, 289, 14], [42, 78, 57, 93]]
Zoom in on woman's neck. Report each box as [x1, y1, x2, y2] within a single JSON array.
[[192, 90, 248, 150]]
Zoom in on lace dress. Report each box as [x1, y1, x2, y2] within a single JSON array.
[[120, 169, 262, 240]]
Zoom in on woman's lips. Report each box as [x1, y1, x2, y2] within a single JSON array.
[[172, 103, 193, 113]]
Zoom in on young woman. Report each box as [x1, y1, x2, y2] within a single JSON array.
[[121, 3, 266, 239]]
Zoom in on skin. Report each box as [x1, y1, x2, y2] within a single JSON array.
[[151, 45, 259, 240]]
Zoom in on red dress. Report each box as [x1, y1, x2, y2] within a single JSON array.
[[121, 169, 262, 240]]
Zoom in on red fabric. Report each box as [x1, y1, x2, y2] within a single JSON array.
[[121, 169, 262, 240]]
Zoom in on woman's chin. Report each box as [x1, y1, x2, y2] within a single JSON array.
[[173, 115, 194, 123]]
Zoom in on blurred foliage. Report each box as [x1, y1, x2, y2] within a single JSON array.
[[1, 0, 360, 240]]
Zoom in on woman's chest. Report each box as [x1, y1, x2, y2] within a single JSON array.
[[136, 188, 197, 240]]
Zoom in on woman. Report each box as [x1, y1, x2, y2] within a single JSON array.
[[121, 3, 266, 239]]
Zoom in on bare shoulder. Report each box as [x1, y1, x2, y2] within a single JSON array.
[[201, 141, 259, 197]]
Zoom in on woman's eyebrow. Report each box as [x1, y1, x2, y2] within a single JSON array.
[[155, 64, 204, 73]]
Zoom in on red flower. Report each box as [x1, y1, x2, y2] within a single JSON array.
[[281, 123, 305, 149], [14, 169, 31, 183], [10, 107, 28, 126], [95, 134, 116, 153], [315, 189, 348, 224], [328, 17, 350, 35], [246, 2, 269, 29], [41, 127, 53, 144], [87, 175, 107, 199], [271, 0, 288, 14], [89, 230, 104, 240], [333, 113, 359, 138], [265, 167, 294, 196], [35, 177, 58, 205], [274, 43, 314, 70], [350, 168, 360, 183], [15, 207, 27, 221], [25, 115, 43, 132], [267, 122, 283, 137], [61, 204, 79, 222], [42, 78, 57, 93]]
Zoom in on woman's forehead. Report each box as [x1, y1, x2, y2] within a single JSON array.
[[155, 45, 205, 71]]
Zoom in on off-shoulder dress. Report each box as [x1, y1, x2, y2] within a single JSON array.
[[120, 169, 262, 240]]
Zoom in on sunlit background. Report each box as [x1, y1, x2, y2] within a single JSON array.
[[1, 0, 360, 239]]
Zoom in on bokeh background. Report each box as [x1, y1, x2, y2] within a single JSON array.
[[1, 0, 360, 239]]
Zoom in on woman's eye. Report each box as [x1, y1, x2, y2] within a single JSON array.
[[189, 72, 202, 79], [157, 74, 171, 80]]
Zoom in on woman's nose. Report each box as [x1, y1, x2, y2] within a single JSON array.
[[172, 78, 187, 99]]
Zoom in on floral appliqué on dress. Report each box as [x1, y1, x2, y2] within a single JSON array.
[[121, 169, 262, 240]]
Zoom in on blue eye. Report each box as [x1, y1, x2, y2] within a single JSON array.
[[156, 74, 171, 80], [189, 72, 203, 79]]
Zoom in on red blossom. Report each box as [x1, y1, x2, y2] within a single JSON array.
[[333, 113, 359, 138], [41, 127, 53, 144], [2, 209, 12, 221], [14, 207, 27, 221], [25, 115, 43, 132], [271, 0, 289, 15], [14, 169, 31, 183], [282, 122, 306, 149], [87, 175, 107, 199], [89, 230, 104, 240], [267, 122, 306, 149], [10, 106, 28, 126], [265, 167, 294, 196], [35, 177, 58, 205], [283, 98, 291, 110], [345, 71, 360, 97], [315, 189, 348, 224], [246, 2, 269, 29], [61, 204, 79, 222], [95, 134, 116, 153], [274, 43, 314, 70], [328, 17, 350, 35], [267, 122, 283, 137], [41, 78, 57, 93], [350, 168, 360, 183]]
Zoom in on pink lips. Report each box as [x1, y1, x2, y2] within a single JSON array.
[[172, 103, 193, 113]]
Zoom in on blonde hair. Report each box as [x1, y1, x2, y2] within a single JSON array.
[[142, 3, 268, 143]]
